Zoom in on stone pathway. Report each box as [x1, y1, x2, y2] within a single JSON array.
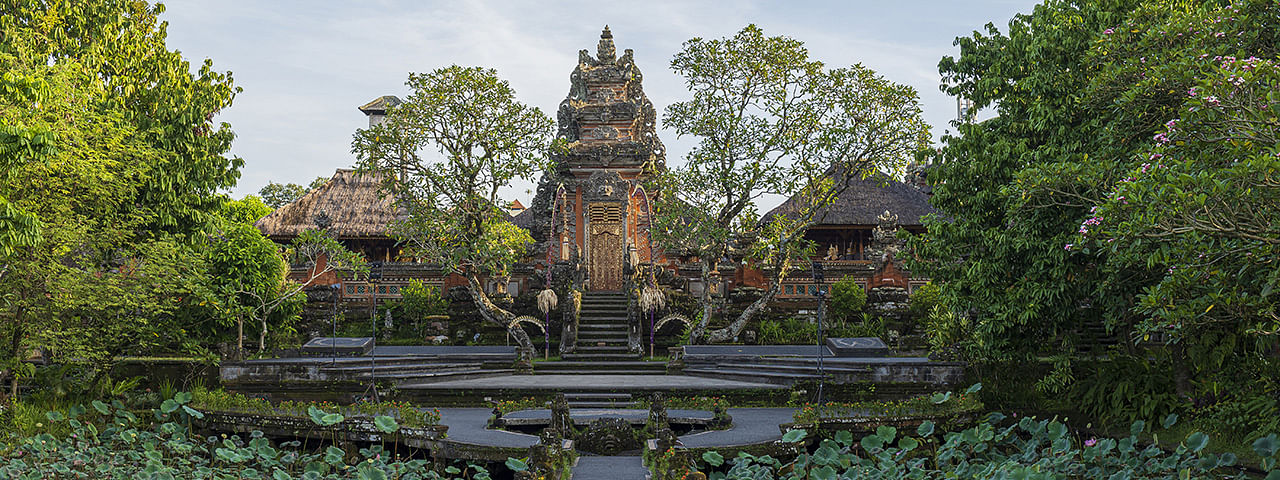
[[440, 405, 797, 479], [437, 408, 537, 449], [678, 408, 797, 448], [571, 456, 647, 480]]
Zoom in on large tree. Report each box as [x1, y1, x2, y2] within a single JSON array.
[[351, 65, 553, 356], [910, 0, 1280, 419], [258, 177, 329, 209], [0, 0, 243, 395], [654, 25, 930, 344]]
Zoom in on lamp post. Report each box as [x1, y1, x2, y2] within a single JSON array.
[[368, 261, 382, 402], [331, 284, 341, 368], [811, 260, 825, 406]]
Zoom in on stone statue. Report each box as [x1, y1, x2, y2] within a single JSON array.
[[550, 393, 572, 438]]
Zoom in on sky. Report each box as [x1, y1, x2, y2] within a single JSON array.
[[161, 0, 1041, 206]]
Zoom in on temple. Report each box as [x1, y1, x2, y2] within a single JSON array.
[[255, 27, 936, 312], [513, 26, 665, 292]]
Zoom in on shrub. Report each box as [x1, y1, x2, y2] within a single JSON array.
[[828, 276, 867, 322], [1202, 395, 1280, 444], [907, 281, 940, 320], [759, 317, 817, 344], [921, 305, 967, 355]]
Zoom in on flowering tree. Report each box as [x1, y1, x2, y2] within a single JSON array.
[[1081, 55, 1280, 343], [654, 25, 930, 344], [351, 66, 553, 355], [911, 0, 1280, 419]]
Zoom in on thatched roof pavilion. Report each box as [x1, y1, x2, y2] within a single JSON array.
[[765, 170, 937, 228], [254, 169, 403, 242]]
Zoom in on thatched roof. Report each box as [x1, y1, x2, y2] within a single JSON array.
[[358, 95, 402, 115], [255, 169, 403, 239], [765, 169, 937, 227]]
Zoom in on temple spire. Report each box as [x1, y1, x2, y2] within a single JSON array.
[[597, 26, 616, 64]]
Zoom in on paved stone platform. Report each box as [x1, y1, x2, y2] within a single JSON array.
[[571, 456, 647, 480], [438, 408, 537, 449], [400, 374, 785, 391], [679, 408, 796, 448]]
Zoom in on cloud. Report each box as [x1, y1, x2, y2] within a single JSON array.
[[160, 0, 1039, 206]]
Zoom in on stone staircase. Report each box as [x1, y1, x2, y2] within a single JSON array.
[[564, 292, 637, 361], [538, 291, 665, 374], [318, 356, 513, 386]]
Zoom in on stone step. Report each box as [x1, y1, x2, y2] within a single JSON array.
[[574, 345, 630, 353], [356, 368, 514, 384], [683, 367, 822, 386], [576, 331, 628, 339], [535, 361, 666, 372], [578, 317, 627, 325], [540, 369, 665, 376], [579, 324, 627, 331], [562, 352, 642, 361], [581, 316, 629, 323]]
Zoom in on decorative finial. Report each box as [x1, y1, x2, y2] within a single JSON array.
[[597, 25, 616, 64]]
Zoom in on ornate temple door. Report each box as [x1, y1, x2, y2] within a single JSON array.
[[587, 203, 625, 291]]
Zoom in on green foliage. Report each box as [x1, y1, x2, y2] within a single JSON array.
[[828, 313, 886, 340], [907, 282, 940, 321], [907, 0, 1280, 416], [401, 279, 449, 320], [691, 414, 1280, 479], [792, 387, 983, 425], [257, 177, 327, 209], [827, 276, 867, 322], [2, 0, 242, 235], [758, 317, 817, 345], [1071, 356, 1183, 428], [654, 24, 930, 344], [189, 388, 441, 429], [218, 195, 272, 225], [1201, 396, 1280, 444], [0, 0, 254, 386], [920, 305, 969, 355], [352, 65, 552, 353], [0, 394, 511, 478]]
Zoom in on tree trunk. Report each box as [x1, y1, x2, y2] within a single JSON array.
[[688, 260, 714, 344], [237, 315, 244, 359], [1171, 341, 1193, 400], [8, 315, 22, 399], [259, 317, 268, 354], [705, 276, 784, 344], [465, 274, 534, 355]]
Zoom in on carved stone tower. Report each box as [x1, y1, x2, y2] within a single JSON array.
[[524, 27, 666, 292]]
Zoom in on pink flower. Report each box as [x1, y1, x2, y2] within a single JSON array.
[[1103, 28, 1114, 35], [1085, 438, 1098, 447]]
